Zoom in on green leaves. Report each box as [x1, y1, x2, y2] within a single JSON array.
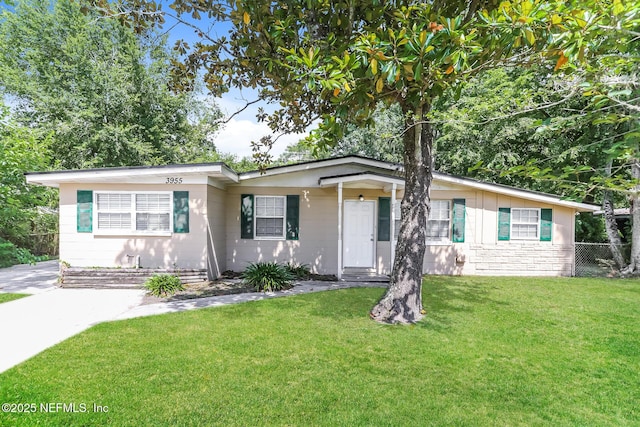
[[0, 0, 221, 169], [0, 109, 55, 249]]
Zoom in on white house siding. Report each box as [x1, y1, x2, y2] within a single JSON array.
[[58, 183, 208, 270], [225, 186, 340, 274], [376, 243, 392, 275], [207, 185, 227, 279], [416, 189, 576, 277]]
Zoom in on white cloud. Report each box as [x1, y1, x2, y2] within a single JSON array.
[[213, 92, 311, 158], [214, 118, 307, 159]]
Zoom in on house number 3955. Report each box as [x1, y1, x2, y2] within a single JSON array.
[[165, 177, 183, 184]]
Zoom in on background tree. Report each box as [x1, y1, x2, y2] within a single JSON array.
[[0, 0, 228, 263], [330, 102, 405, 163], [0, 0, 222, 169], [0, 106, 57, 256]]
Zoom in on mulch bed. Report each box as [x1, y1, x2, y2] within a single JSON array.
[[141, 271, 338, 305]]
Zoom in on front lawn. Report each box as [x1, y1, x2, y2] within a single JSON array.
[[0, 293, 28, 304], [1, 277, 638, 426]]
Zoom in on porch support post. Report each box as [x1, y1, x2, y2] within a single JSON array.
[[390, 183, 397, 273], [337, 182, 343, 280]]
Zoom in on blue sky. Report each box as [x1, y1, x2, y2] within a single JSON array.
[[162, 8, 308, 158]]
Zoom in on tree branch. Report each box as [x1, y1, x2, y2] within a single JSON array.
[[215, 97, 264, 125], [609, 96, 640, 113], [399, 86, 580, 137]]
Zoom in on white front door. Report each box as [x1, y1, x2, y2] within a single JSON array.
[[343, 200, 375, 267]]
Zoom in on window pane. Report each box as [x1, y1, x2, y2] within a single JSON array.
[[427, 220, 449, 240], [513, 208, 538, 224], [256, 217, 284, 237], [513, 224, 538, 238], [429, 200, 450, 220], [97, 194, 131, 211], [526, 210, 539, 223], [255, 196, 285, 218], [98, 213, 131, 229], [136, 194, 170, 212], [137, 213, 170, 231]]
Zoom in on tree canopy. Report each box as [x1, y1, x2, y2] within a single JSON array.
[[0, 0, 222, 169], [0, 0, 227, 260]]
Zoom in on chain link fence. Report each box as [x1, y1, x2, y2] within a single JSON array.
[[574, 242, 630, 277]]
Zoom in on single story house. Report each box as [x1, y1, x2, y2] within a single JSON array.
[[26, 156, 599, 279]]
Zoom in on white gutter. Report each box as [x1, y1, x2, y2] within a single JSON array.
[[25, 164, 238, 188]]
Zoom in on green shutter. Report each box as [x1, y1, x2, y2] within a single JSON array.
[[540, 208, 552, 241], [77, 190, 93, 233], [286, 195, 299, 240], [378, 197, 391, 241], [241, 194, 254, 239], [498, 207, 511, 241], [452, 199, 465, 243], [173, 191, 189, 233]]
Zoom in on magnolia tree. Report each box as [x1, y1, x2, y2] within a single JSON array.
[[100, 0, 634, 322]]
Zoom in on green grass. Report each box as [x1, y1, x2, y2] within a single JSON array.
[[0, 293, 28, 304], [1, 277, 639, 426]]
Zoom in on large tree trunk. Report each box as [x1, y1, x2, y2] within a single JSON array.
[[623, 159, 640, 274], [603, 159, 626, 269], [370, 104, 432, 324], [603, 193, 626, 269]]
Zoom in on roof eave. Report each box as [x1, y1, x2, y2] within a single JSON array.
[[433, 172, 600, 212], [239, 155, 403, 180], [25, 163, 239, 187]]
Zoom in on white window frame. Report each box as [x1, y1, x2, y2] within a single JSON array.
[[511, 208, 540, 240], [426, 200, 451, 244], [393, 202, 402, 242], [254, 195, 287, 240], [393, 200, 452, 245], [94, 191, 173, 236]]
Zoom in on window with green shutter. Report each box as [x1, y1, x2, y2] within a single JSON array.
[[498, 207, 511, 241], [173, 191, 189, 233], [241, 194, 300, 240], [77, 190, 93, 233], [240, 194, 254, 239], [452, 199, 465, 243], [498, 207, 553, 242], [286, 195, 299, 240], [378, 197, 391, 241], [540, 208, 553, 241]]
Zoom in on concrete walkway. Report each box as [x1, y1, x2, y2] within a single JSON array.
[[0, 262, 386, 373], [116, 281, 386, 320]]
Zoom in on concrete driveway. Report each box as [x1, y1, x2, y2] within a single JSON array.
[[0, 260, 59, 294], [0, 261, 145, 373]]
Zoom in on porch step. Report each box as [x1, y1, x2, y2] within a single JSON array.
[[61, 268, 208, 288], [341, 271, 390, 283]]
